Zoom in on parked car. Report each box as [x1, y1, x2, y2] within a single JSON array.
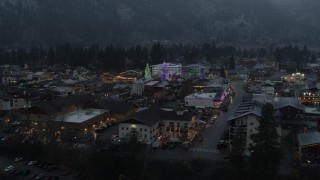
[[169, 144, 176, 149], [4, 165, 14, 172], [28, 160, 37, 166], [198, 136, 204, 142], [9, 169, 17, 174], [1, 136, 8, 141], [35, 173, 45, 180], [21, 169, 31, 176], [46, 165, 56, 171], [210, 119, 215, 124], [14, 157, 23, 162], [161, 143, 169, 149], [63, 171, 72, 176], [14, 170, 23, 176], [216, 142, 227, 150]]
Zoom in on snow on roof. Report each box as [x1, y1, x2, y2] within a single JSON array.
[[55, 108, 108, 123], [273, 97, 305, 110], [145, 81, 159, 86], [63, 79, 77, 84], [185, 92, 217, 99], [297, 131, 320, 146], [227, 101, 262, 121], [50, 86, 73, 93], [33, 71, 45, 76], [304, 107, 320, 115]]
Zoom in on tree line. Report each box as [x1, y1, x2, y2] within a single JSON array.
[[0, 43, 317, 72]]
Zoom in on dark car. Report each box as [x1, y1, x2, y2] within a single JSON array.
[[161, 143, 169, 149], [222, 108, 228, 112], [198, 136, 204, 142], [216, 143, 227, 150], [14, 170, 23, 176], [21, 169, 31, 176], [169, 144, 176, 149], [9, 169, 17, 174], [63, 171, 72, 176]]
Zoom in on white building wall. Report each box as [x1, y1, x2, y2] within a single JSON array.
[[162, 120, 190, 133], [119, 123, 158, 144], [245, 115, 260, 149], [151, 63, 182, 77], [184, 97, 214, 108]]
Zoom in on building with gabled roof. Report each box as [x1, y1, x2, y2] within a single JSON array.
[[84, 97, 138, 122], [20, 94, 105, 142], [297, 131, 320, 166], [119, 107, 195, 144], [273, 97, 305, 126], [228, 101, 281, 155]]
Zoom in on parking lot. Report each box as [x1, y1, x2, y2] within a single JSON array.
[[0, 156, 84, 179]]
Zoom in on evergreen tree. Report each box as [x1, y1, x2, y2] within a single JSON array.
[[219, 66, 226, 78], [242, 49, 248, 58], [230, 128, 247, 179], [273, 47, 283, 67], [229, 56, 235, 70], [151, 42, 163, 64], [249, 103, 280, 180], [311, 53, 317, 63], [144, 63, 152, 79]]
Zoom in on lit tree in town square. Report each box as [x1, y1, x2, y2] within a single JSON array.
[[144, 63, 152, 79]]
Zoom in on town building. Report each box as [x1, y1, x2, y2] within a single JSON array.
[[273, 97, 305, 127], [184, 92, 227, 109], [131, 78, 153, 96], [297, 131, 320, 166], [119, 106, 195, 144], [228, 101, 281, 155], [151, 62, 182, 77], [20, 94, 108, 142], [84, 98, 138, 123]]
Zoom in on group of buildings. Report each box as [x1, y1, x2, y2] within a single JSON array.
[[226, 69, 320, 166], [0, 62, 224, 144], [2, 59, 320, 167]]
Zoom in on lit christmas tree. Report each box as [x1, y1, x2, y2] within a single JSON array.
[[144, 63, 152, 79]]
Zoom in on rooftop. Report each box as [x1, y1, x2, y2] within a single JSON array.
[[297, 131, 320, 146], [273, 97, 305, 110], [185, 92, 217, 99], [227, 101, 263, 121], [55, 108, 108, 123], [145, 81, 159, 86], [123, 107, 194, 126]]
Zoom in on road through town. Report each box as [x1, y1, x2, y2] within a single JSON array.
[[148, 80, 246, 161]]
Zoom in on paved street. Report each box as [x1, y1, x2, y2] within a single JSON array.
[[193, 81, 245, 151], [149, 80, 246, 161]]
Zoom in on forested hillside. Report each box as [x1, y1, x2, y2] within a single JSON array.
[[0, 0, 319, 47]]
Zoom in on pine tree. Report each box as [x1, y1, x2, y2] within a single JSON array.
[[229, 56, 235, 70], [219, 66, 226, 78], [144, 63, 152, 79], [230, 128, 247, 179], [249, 103, 280, 180]]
